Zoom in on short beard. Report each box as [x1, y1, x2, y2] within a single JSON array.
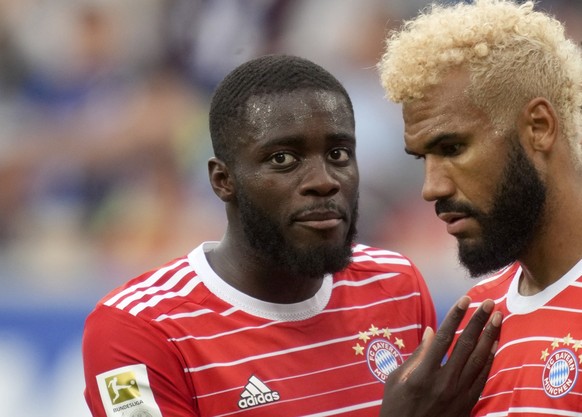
[[436, 137, 546, 277], [237, 191, 358, 278]]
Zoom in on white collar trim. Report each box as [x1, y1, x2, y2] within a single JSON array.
[[187, 242, 333, 321], [506, 258, 582, 314]]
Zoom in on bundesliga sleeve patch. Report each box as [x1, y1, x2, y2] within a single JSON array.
[[96, 364, 163, 417]]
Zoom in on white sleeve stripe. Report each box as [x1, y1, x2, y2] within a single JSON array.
[[104, 258, 189, 306], [474, 264, 518, 286], [156, 308, 215, 322], [351, 254, 411, 266], [352, 244, 404, 257], [468, 294, 506, 309], [128, 277, 202, 316], [116, 266, 195, 309], [354, 248, 401, 257], [333, 272, 400, 288], [352, 243, 371, 252]]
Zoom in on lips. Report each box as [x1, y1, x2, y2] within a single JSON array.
[[438, 212, 468, 224], [293, 210, 344, 230], [438, 212, 471, 235]]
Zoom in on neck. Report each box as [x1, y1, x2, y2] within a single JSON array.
[[205, 238, 324, 304], [518, 184, 582, 295]]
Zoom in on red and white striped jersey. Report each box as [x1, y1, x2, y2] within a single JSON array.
[[83, 242, 436, 417], [456, 258, 582, 417]]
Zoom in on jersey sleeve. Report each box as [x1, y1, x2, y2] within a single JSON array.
[[410, 261, 438, 335], [82, 305, 198, 417]]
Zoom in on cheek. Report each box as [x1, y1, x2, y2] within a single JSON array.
[[342, 168, 360, 194], [457, 162, 501, 211], [240, 175, 292, 211]]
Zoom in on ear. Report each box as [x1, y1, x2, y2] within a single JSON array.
[[517, 97, 558, 153], [208, 157, 235, 202]]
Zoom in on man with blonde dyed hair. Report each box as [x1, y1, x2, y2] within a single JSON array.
[[379, 0, 582, 415]]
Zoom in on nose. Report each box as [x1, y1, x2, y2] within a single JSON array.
[[299, 158, 341, 196], [421, 157, 455, 202]]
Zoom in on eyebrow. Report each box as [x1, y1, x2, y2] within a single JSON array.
[[261, 132, 356, 148], [261, 135, 304, 148], [327, 132, 356, 145], [404, 132, 460, 156]]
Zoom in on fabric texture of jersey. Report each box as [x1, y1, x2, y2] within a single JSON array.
[[83, 242, 436, 417], [456, 258, 582, 417]]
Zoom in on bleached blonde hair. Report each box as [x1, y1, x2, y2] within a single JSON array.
[[378, 0, 582, 161]]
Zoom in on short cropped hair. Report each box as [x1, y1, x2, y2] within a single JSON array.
[[378, 0, 582, 162], [209, 54, 354, 165]]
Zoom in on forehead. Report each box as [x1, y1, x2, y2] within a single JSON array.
[[245, 89, 354, 135], [402, 70, 492, 147]]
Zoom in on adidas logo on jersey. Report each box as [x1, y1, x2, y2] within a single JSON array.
[[238, 375, 280, 409]]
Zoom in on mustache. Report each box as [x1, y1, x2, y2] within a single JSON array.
[[291, 200, 348, 220], [435, 199, 480, 217]]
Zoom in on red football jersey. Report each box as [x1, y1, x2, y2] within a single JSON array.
[[455, 259, 582, 416], [83, 242, 436, 417]]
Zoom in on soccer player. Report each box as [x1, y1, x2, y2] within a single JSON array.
[[379, 0, 582, 415], [83, 54, 500, 417]]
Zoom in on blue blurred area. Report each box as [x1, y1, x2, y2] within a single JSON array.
[[0, 0, 579, 416], [0, 306, 90, 416], [0, 307, 86, 371]]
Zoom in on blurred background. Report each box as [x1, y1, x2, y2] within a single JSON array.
[[0, 0, 580, 415]]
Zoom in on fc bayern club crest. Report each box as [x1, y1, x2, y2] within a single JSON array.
[[366, 339, 404, 382], [542, 348, 579, 398], [352, 324, 405, 383]]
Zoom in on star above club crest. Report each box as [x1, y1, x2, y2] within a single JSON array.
[[369, 324, 380, 336], [395, 338, 405, 349], [358, 331, 371, 343], [563, 333, 573, 345], [382, 328, 392, 339], [353, 343, 364, 355], [540, 348, 549, 361], [573, 340, 582, 352], [551, 338, 561, 349]]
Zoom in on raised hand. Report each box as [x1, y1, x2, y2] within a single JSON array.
[[380, 296, 502, 417]]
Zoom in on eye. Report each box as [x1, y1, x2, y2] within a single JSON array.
[[269, 152, 298, 167], [328, 148, 351, 162], [440, 143, 463, 157]]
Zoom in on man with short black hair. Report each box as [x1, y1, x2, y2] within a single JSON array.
[[83, 54, 500, 417]]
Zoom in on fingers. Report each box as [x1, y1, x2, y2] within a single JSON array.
[[381, 297, 502, 417], [391, 327, 435, 383], [415, 296, 472, 371], [445, 299, 496, 372], [458, 311, 502, 385], [466, 340, 498, 406]]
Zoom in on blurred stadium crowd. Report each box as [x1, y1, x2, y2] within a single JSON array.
[[0, 1, 580, 416]]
